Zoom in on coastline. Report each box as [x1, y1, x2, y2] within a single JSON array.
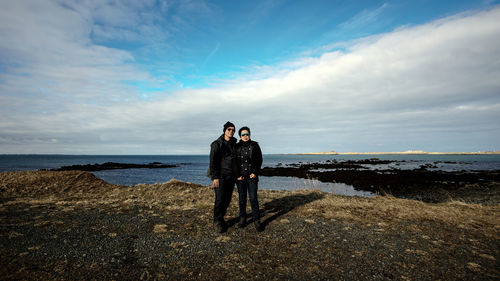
[[284, 150, 500, 155]]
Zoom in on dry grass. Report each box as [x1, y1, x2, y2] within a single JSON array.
[[2, 170, 499, 239], [2, 170, 499, 280], [0, 170, 115, 196], [296, 193, 499, 237]]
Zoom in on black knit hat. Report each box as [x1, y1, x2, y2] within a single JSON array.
[[238, 126, 250, 136], [223, 121, 235, 132]]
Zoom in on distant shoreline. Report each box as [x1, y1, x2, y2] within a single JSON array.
[[284, 150, 500, 155]]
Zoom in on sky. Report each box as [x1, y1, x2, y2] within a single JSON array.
[[1, 0, 500, 154]]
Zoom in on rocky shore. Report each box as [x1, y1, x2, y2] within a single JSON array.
[[288, 150, 500, 155], [1, 170, 499, 280], [260, 159, 500, 204]]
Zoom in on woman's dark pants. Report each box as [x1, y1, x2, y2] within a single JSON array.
[[237, 178, 260, 221], [213, 175, 235, 224]]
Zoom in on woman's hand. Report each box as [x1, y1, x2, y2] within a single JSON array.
[[237, 176, 244, 181], [249, 173, 256, 179]]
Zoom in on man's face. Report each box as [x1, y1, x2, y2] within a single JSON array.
[[225, 127, 235, 139]]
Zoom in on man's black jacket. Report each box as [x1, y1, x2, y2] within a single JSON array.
[[208, 134, 237, 180]]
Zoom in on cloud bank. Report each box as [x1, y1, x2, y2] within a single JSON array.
[[1, 2, 499, 154]]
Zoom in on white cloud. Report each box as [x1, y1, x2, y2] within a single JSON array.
[[338, 2, 390, 31], [1, 3, 499, 154]]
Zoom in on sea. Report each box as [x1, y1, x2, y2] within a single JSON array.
[[1, 154, 500, 197]]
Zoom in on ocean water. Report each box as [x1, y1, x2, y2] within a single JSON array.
[[1, 154, 499, 197]]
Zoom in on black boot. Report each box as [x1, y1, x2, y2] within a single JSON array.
[[254, 220, 263, 232], [215, 221, 225, 233], [237, 217, 246, 228]]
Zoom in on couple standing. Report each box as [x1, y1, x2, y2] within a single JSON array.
[[208, 121, 263, 233]]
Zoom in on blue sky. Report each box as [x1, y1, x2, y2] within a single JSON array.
[[1, 0, 500, 154], [93, 0, 496, 89]]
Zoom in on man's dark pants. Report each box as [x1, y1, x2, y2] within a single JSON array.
[[236, 177, 260, 221], [213, 174, 235, 224]]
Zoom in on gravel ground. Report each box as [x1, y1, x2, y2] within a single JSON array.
[[1, 171, 499, 280]]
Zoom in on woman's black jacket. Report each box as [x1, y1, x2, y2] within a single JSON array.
[[235, 140, 263, 178]]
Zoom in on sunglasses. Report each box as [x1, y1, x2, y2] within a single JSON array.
[[226, 128, 235, 132], [241, 133, 250, 137]]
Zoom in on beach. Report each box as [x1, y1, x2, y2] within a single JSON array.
[[1, 170, 499, 280]]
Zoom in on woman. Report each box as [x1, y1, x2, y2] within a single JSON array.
[[235, 126, 263, 232]]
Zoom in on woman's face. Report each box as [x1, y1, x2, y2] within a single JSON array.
[[240, 130, 250, 142]]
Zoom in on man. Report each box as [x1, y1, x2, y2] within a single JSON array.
[[208, 121, 237, 233]]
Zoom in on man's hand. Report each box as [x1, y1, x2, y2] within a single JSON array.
[[237, 176, 244, 181], [249, 173, 256, 179], [213, 179, 219, 188]]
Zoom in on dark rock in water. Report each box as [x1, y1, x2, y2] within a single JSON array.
[[261, 159, 500, 203], [418, 163, 438, 170], [52, 162, 179, 172]]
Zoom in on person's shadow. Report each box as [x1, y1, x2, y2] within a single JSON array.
[[227, 192, 325, 230], [261, 192, 325, 229], [230, 192, 323, 231]]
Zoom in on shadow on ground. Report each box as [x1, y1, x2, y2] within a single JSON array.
[[260, 192, 325, 229]]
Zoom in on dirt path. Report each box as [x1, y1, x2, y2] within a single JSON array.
[[1, 171, 499, 280]]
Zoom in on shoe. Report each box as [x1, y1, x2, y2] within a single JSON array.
[[254, 220, 263, 232], [237, 217, 246, 228], [215, 222, 225, 233]]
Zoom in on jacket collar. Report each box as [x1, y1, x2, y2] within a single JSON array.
[[217, 134, 236, 144]]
